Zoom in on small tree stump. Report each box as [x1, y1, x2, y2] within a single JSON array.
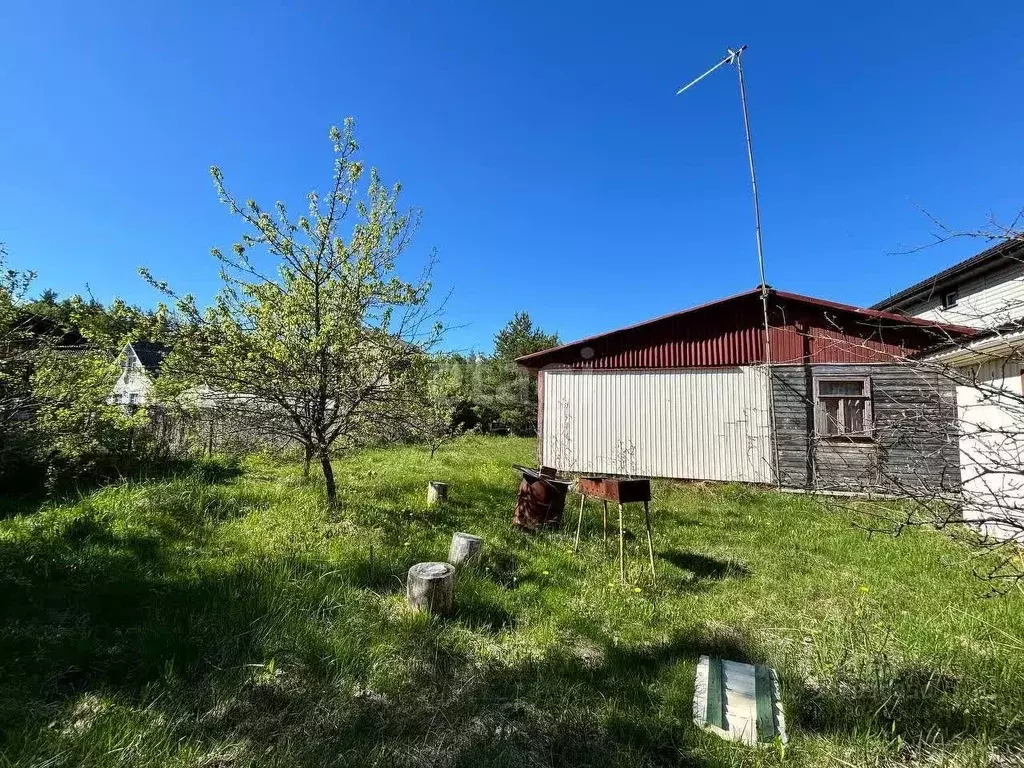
[[406, 562, 455, 616], [448, 532, 484, 566], [427, 481, 448, 506]]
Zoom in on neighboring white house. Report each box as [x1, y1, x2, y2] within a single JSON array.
[[873, 239, 1024, 540], [110, 341, 169, 407], [874, 239, 1024, 329]]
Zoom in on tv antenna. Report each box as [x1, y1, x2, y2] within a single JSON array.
[[676, 45, 780, 484], [677, 45, 767, 296]]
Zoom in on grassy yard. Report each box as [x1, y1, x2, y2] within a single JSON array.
[[1, 437, 1022, 767]]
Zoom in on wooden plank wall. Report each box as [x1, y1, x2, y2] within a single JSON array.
[[772, 364, 961, 493]]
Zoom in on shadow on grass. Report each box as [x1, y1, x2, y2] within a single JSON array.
[[660, 551, 750, 581], [347, 551, 411, 595], [186, 627, 750, 768], [3, 515, 1017, 768], [785, 661, 1023, 749], [0, 455, 244, 520], [481, 549, 521, 590]]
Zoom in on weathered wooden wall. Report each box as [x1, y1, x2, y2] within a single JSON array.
[[772, 364, 960, 493]]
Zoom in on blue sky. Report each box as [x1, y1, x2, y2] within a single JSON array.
[[2, 1, 1022, 352]]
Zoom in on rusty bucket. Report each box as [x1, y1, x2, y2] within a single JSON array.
[[512, 465, 572, 531]]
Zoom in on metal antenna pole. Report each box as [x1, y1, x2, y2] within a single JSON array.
[[734, 52, 768, 293], [676, 45, 781, 486], [675, 52, 736, 96]]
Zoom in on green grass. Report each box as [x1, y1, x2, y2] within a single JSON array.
[[0, 436, 1022, 767]]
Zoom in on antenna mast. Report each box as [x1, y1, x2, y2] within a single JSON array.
[[676, 45, 780, 485]]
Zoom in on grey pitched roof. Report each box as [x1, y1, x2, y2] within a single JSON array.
[[128, 341, 170, 376], [871, 238, 1024, 312]]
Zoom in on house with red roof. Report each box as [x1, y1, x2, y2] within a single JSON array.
[[518, 286, 974, 494]]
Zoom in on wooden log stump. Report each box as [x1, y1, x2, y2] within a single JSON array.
[[406, 561, 455, 616], [427, 481, 448, 507], [448, 532, 484, 566]]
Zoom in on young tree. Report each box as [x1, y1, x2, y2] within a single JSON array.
[[144, 120, 442, 504], [69, 296, 166, 356], [404, 354, 464, 457], [0, 245, 39, 480]]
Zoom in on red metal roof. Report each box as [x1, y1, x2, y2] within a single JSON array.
[[516, 287, 976, 370]]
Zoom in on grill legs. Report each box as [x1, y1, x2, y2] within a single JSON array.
[[643, 500, 656, 586], [602, 500, 608, 552], [573, 496, 655, 585], [573, 493, 586, 553], [618, 503, 626, 582]]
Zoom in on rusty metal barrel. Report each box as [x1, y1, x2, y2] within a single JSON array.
[[512, 465, 572, 531]]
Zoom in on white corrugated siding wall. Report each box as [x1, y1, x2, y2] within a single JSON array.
[[541, 367, 772, 483], [956, 358, 1024, 540]]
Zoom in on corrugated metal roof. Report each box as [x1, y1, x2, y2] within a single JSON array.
[[517, 287, 976, 371]]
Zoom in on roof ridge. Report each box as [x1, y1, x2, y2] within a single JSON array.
[[516, 287, 975, 365]]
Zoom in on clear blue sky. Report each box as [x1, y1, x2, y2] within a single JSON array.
[[2, 1, 1022, 352]]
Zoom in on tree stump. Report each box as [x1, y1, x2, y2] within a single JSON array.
[[427, 481, 448, 507], [406, 562, 455, 616], [448, 532, 484, 566]]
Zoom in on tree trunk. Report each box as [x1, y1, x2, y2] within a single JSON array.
[[302, 443, 313, 480], [448, 532, 484, 566], [320, 447, 337, 505], [427, 481, 448, 507], [406, 561, 455, 616]]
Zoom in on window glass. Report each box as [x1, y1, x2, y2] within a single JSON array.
[[815, 377, 872, 437], [822, 399, 841, 436], [845, 398, 864, 432], [819, 380, 865, 397]]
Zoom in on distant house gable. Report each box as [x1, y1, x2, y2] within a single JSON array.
[[111, 341, 171, 406], [127, 341, 170, 377]]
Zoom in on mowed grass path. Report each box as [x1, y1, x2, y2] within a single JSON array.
[[1, 437, 1022, 767]]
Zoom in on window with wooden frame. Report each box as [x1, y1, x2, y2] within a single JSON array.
[[813, 376, 873, 438]]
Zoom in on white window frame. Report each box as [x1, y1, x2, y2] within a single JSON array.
[[813, 375, 873, 439]]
